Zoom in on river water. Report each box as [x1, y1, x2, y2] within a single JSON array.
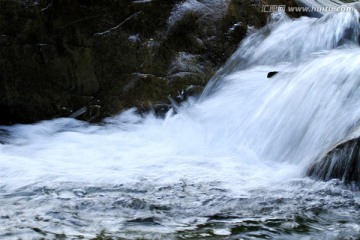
[[1, 11, 360, 240]]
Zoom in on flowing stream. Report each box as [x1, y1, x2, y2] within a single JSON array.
[[2, 11, 360, 240]]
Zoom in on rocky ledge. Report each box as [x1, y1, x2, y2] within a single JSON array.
[[0, 0, 301, 124]]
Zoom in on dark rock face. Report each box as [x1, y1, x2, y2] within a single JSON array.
[[307, 135, 360, 186], [0, 0, 300, 124]]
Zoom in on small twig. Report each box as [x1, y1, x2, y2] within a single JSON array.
[[41, 0, 53, 12], [93, 11, 142, 36], [59, 15, 102, 29]]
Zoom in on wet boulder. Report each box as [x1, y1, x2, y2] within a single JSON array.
[[307, 130, 360, 186]]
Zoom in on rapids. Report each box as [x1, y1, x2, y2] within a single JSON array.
[[1, 10, 360, 239]]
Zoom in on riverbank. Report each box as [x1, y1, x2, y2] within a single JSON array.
[[0, 0, 301, 125]]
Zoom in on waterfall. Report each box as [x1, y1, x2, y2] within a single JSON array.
[[202, 10, 359, 96], [1, 10, 360, 239]]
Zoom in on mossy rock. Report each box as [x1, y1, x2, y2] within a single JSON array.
[[0, 0, 304, 124]]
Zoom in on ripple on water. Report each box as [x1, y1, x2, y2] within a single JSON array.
[[0, 179, 360, 239]]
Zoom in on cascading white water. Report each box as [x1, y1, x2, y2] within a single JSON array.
[[202, 10, 360, 95], [1, 10, 360, 240]]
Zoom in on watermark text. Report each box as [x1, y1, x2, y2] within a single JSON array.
[[261, 5, 354, 13]]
